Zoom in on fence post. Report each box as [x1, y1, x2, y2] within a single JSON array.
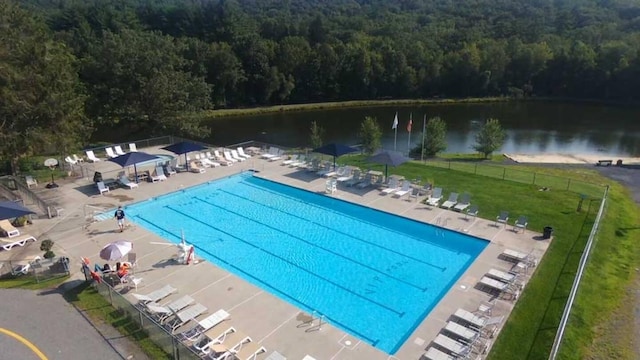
[[474, 164, 478, 174], [533, 172, 536, 185], [567, 179, 571, 191], [108, 286, 113, 304], [448, 160, 451, 169]]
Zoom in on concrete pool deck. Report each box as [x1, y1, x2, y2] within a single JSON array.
[[2, 147, 551, 360]]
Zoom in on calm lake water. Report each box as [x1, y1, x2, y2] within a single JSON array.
[[203, 101, 640, 156]]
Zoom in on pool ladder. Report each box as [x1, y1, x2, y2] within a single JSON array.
[[306, 311, 325, 332]]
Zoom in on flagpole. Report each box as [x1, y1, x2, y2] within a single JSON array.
[[407, 112, 412, 151], [392, 111, 398, 150], [421, 114, 426, 162]]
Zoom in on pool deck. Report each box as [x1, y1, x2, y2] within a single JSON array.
[[3, 147, 551, 360]]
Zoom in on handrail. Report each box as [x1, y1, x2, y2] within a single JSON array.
[[0, 176, 53, 217], [548, 185, 609, 359]]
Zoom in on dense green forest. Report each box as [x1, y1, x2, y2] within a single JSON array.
[[2, 0, 640, 170]]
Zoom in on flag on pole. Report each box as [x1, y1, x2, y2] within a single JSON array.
[[407, 115, 413, 132], [393, 112, 398, 150], [421, 114, 426, 162]]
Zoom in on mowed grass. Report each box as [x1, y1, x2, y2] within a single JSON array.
[[64, 282, 171, 360], [338, 155, 640, 359], [0, 274, 69, 290]]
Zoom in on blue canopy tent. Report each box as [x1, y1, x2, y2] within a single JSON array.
[[0, 201, 35, 220], [161, 142, 208, 170], [108, 152, 159, 183], [367, 149, 410, 179], [312, 143, 359, 169]]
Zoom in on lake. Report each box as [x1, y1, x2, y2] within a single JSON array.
[[203, 101, 640, 156]]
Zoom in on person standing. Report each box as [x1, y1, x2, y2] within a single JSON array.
[[114, 206, 126, 232]]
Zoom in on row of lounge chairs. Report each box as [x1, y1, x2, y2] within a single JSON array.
[[85, 144, 139, 162], [131, 285, 266, 359], [424, 305, 503, 360]]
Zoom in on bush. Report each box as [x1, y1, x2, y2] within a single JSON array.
[[43, 250, 56, 259], [13, 216, 29, 227], [40, 239, 54, 252]]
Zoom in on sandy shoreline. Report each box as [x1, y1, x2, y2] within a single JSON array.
[[504, 153, 640, 165]]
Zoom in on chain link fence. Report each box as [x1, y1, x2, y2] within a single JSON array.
[[0, 256, 70, 282]]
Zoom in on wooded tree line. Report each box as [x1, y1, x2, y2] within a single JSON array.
[[2, 0, 640, 171]]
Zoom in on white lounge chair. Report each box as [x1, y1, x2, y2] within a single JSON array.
[[345, 171, 362, 186], [189, 162, 206, 173], [65, 156, 77, 165], [105, 147, 118, 158], [479, 276, 510, 293], [201, 156, 221, 168], [213, 150, 233, 166], [236, 147, 251, 159], [230, 150, 246, 162], [268, 149, 283, 161], [514, 215, 528, 233], [487, 268, 517, 283], [115, 145, 126, 156], [147, 295, 195, 323], [355, 174, 373, 189], [427, 187, 443, 206], [441, 192, 459, 209], [501, 249, 531, 263], [132, 285, 177, 305], [231, 340, 267, 360], [97, 181, 110, 195], [164, 303, 208, 333], [10, 256, 40, 276], [424, 346, 456, 360], [336, 167, 354, 182], [129, 143, 138, 152], [443, 321, 478, 343], [393, 181, 412, 198], [163, 164, 177, 176], [223, 151, 239, 163], [176, 309, 230, 343], [453, 193, 471, 212], [86, 150, 101, 162], [25, 175, 38, 188], [150, 167, 168, 182], [201, 329, 251, 359], [495, 211, 509, 227], [432, 334, 470, 357], [1, 234, 37, 250], [381, 178, 400, 194], [452, 308, 489, 330], [282, 154, 299, 166], [260, 147, 278, 160], [118, 175, 138, 189], [193, 326, 236, 353]]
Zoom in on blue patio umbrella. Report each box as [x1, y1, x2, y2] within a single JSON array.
[[367, 149, 410, 178], [108, 152, 159, 183], [161, 141, 208, 170], [312, 143, 359, 169], [0, 201, 35, 220]]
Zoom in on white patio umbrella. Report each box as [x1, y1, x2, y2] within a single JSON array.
[[99, 240, 133, 261]]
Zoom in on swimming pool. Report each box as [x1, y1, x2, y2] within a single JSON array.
[[126, 173, 488, 354]]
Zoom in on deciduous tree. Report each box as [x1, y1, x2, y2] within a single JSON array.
[[473, 118, 506, 158], [359, 116, 382, 155]]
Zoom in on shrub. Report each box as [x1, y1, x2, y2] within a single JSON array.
[[43, 250, 56, 259], [40, 239, 54, 252]]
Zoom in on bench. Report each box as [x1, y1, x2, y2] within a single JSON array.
[[596, 160, 613, 166]]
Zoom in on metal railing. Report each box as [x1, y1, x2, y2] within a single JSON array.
[[0, 176, 58, 217], [548, 185, 609, 359]]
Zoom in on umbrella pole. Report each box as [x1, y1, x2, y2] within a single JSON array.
[[385, 164, 388, 180], [185, 153, 189, 171], [134, 164, 139, 183]]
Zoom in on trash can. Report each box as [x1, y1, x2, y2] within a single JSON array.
[[616, 159, 623, 166], [93, 171, 103, 183], [543, 226, 553, 239]]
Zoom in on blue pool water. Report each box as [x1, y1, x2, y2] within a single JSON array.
[[126, 173, 488, 354]]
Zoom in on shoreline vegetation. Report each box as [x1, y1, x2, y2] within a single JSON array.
[[188, 96, 640, 121]]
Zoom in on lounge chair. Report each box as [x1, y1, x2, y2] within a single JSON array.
[[86, 150, 101, 162], [345, 171, 362, 186], [25, 175, 38, 189], [393, 181, 412, 198], [1, 234, 37, 251], [465, 205, 479, 219], [10, 256, 41, 276], [452, 308, 489, 330], [355, 174, 373, 189], [193, 326, 236, 353], [443, 321, 478, 343], [105, 147, 118, 158], [230, 340, 267, 360], [427, 187, 443, 206], [268, 149, 283, 161], [323, 165, 342, 178], [201, 329, 251, 358], [487, 268, 517, 283], [64, 156, 77, 166], [495, 211, 509, 227], [189, 161, 206, 173], [260, 147, 277, 160], [97, 181, 110, 195], [316, 163, 332, 177], [501, 249, 530, 263], [479, 276, 509, 293], [163, 164, 177, 176], [237, 147, 252, 159], [336, 167, 354, 182], [132, 284, 177, 305], [514, 215, 528, 233], [418, 183, 433, 196], [440, 192, 459, 209], [114, 145, 126, 156], [424, 346, 456, 360], [0, 219, 20, 238], [201, 156, 221, 168], [282, 154, 299, 166], [230, 150, 246, 162], [176, 309, 230, 344], [381, 178, 400, 195], [149, 167, 167, 182], [453, 193, 471, 212], [72, 154, 84, 163], [146, 295, 195, 323], [223, 151, 239, 163], [129, 143, 138, 152], [118, 175, 139, 189], [432, 334, 470, 357], [164, 303, 208, 333], [214, 150, 234, 166], [408, 187, 420, 202]]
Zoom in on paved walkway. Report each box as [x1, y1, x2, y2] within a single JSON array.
[[1, 146, 552, 360]]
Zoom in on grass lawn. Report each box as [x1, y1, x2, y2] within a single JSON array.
[[0, 274, 69, 290], [338, 155, 640, 359]]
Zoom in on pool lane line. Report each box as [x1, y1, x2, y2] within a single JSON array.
[[192, 196, 430, 292], [214, 189, 448, 273], [241, 178, 458, 249], [0, 328, 48, 360], [165, 205, 405, 317]]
